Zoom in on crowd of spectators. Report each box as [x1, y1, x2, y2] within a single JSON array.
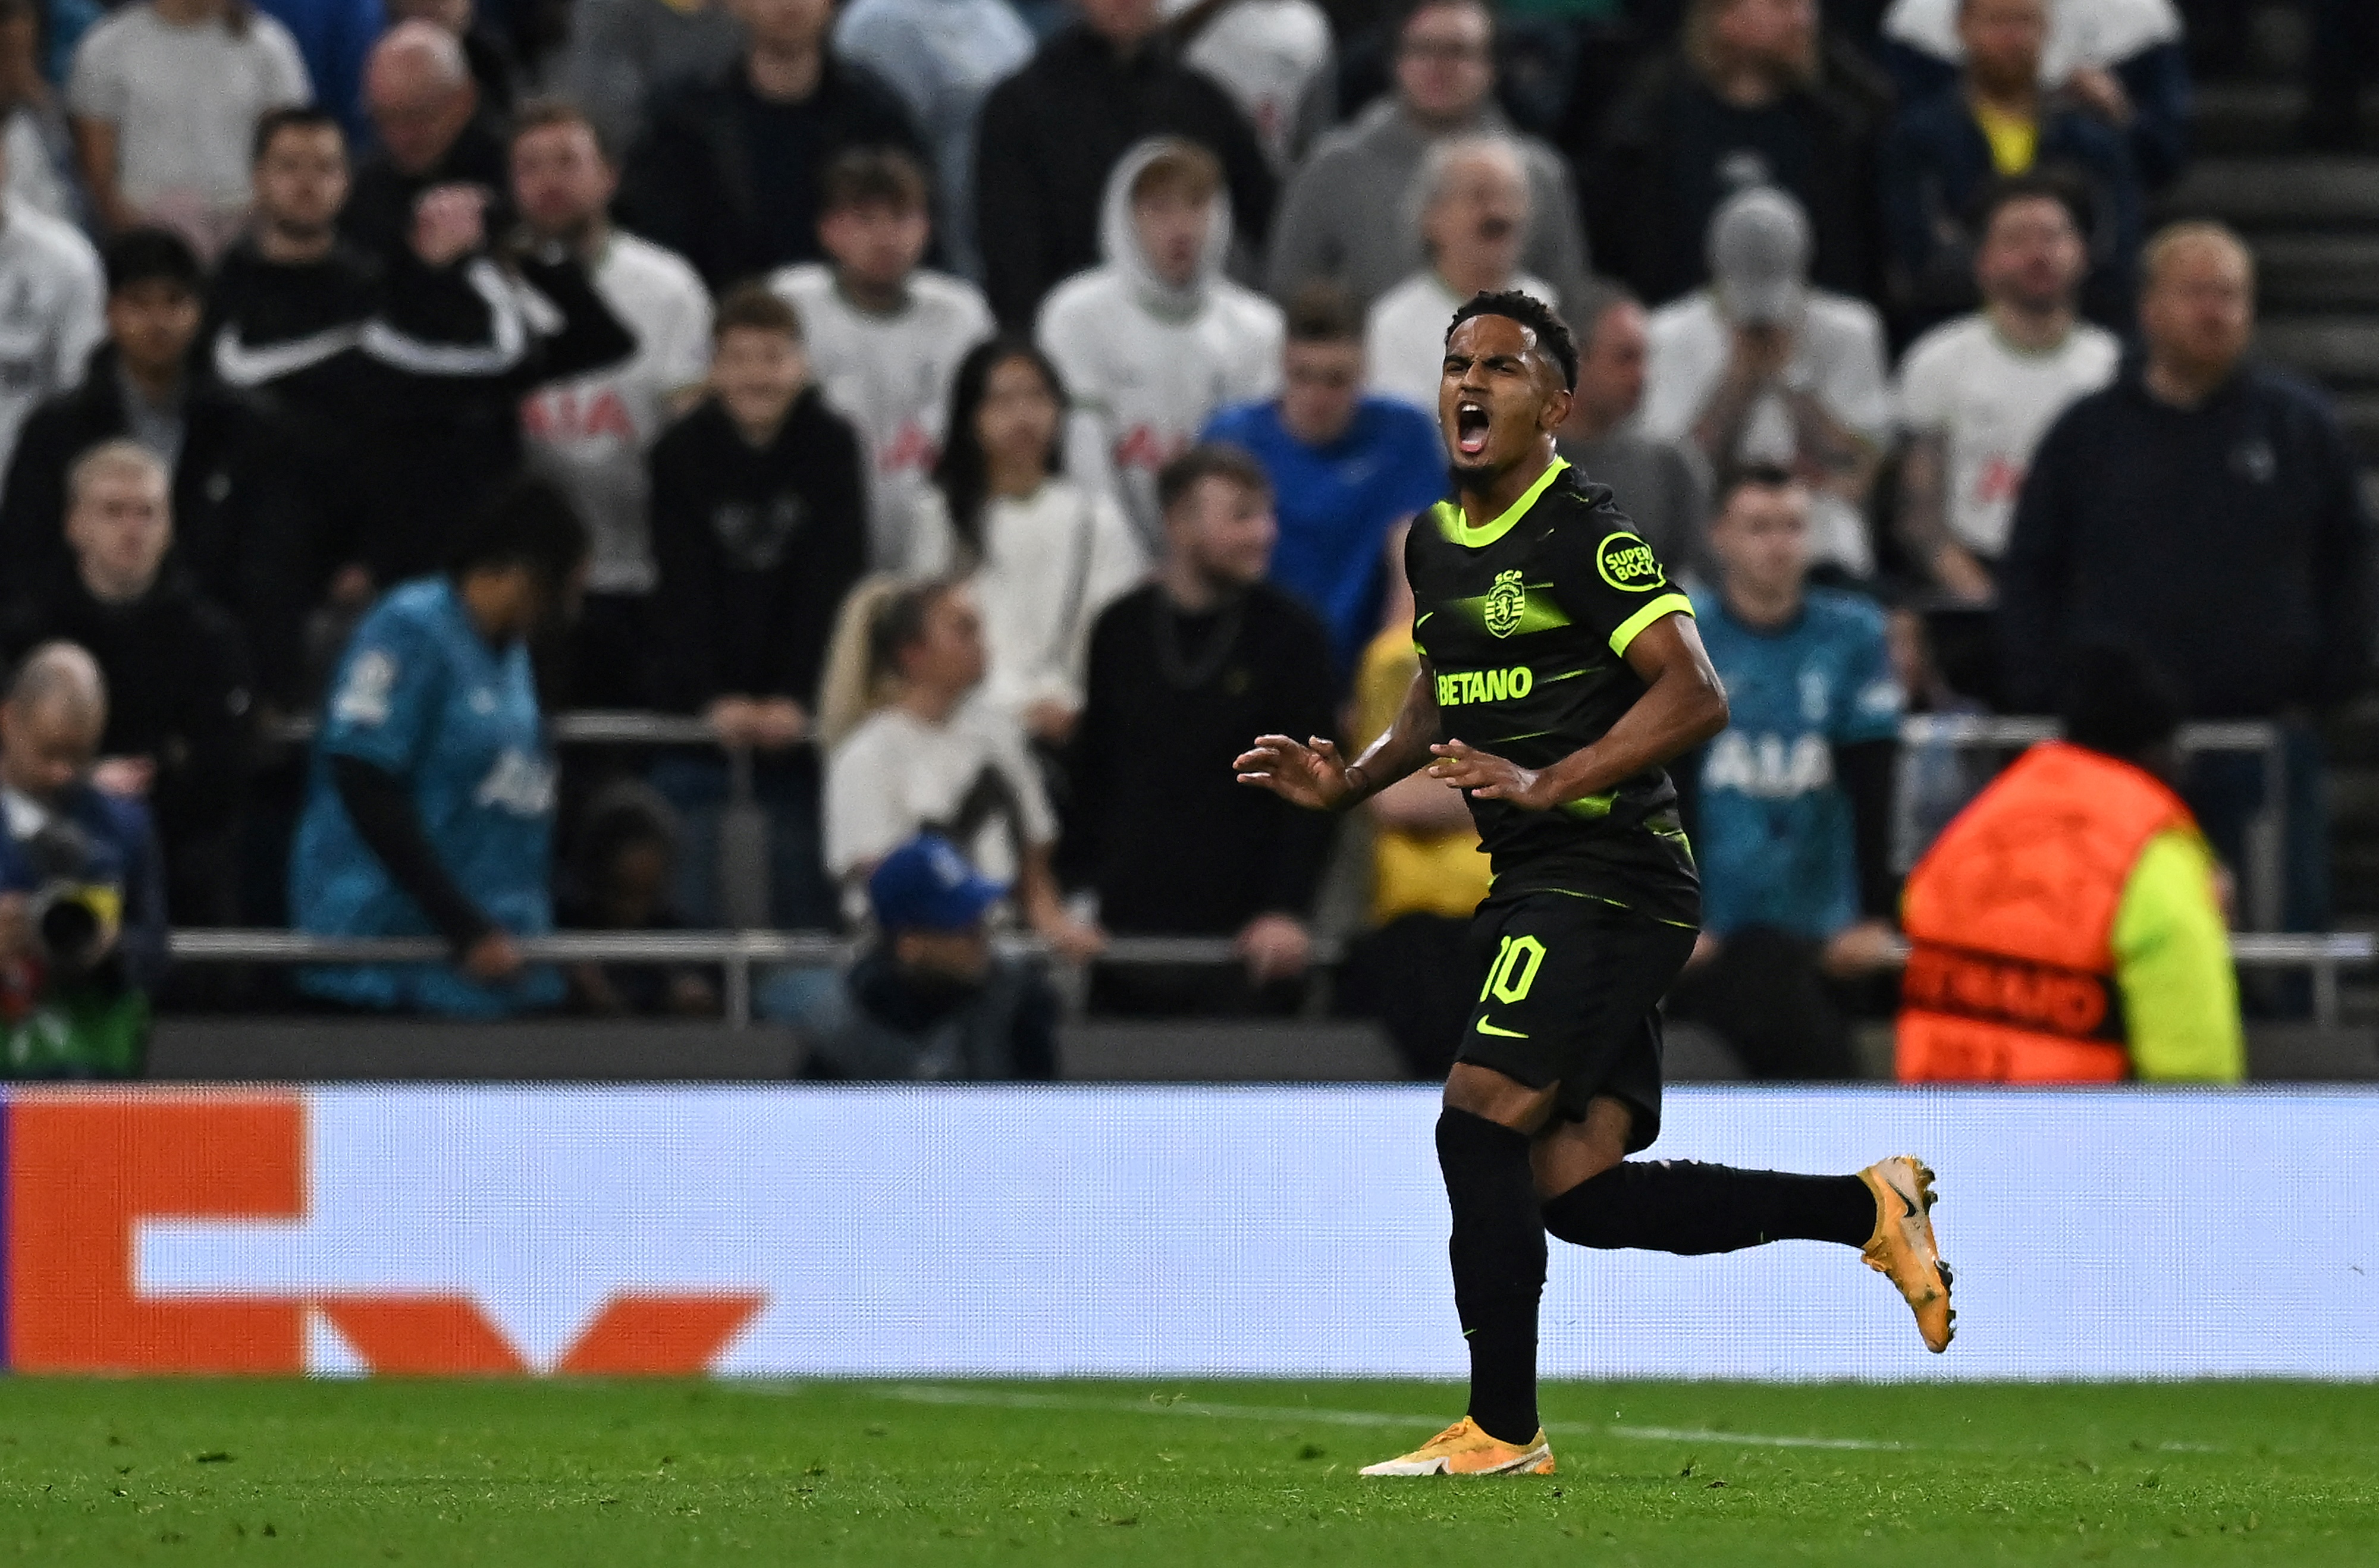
[[0, 0, 2366, 1083]]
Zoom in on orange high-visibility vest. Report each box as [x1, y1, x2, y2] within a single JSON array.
[[1896, 741, 2199, 1083]]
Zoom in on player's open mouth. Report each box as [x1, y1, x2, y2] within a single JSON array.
[[1455, 400, 1490, 457]]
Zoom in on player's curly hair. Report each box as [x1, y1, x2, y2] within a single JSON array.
[[448, 475, 588, 599], [1445, 289, 1578, 391]]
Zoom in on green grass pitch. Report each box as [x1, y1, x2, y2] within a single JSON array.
[[4, 1378, 2375, 1565]]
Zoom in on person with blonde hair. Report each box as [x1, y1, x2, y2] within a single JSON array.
[[823, 577, 1103, 958], [0, 439, 253, 928]]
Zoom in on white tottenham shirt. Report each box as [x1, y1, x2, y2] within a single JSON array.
[[1170, 0, 1334, 171], [1639, 287, 1894, 577], [1365, 268, 1557, 414], [521, 230, 713, 596], [0, 196, 103, 475], [771, 264, 996, 571], [1893, 313, 2121, 560], [906, 477, 1148, 724], [825, 702, 1058, 920], [1037, 272, 1282, 553], [1885, 0, 2180, 83]]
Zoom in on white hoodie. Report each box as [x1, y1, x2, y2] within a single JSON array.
[[1882, 0, 2180, 80], [1035, 139, 1285, 552], [0, 195, 102, 476]]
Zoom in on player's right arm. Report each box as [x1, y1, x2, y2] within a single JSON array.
[[1234, 655, 1442, 812]]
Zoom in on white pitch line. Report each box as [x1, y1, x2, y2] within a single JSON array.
[[879, 1384, 1908, 1451], [1607, 1424, 1904, 1451]]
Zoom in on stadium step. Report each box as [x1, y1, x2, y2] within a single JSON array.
[[2334, 393, 2379, 459], [2160, 157, 2379, 230], [2328, 692, 2379, 917], [2322, 692, 2379, 768], [2190, 83, 2379, 158], [2130, 49, 2379, 921], [2254, 316, 2379, 388], [2252, 235, 2379, 311]]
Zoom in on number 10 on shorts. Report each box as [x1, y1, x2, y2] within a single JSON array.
[[1480, 935, 1547, 1004]]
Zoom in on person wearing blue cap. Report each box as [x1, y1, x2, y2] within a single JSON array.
[[784, 831, 1057, 1080]]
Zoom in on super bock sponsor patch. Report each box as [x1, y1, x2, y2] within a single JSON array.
[[1596, 532, 1665, 592]]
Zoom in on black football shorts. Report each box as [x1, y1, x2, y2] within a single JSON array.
[[1455, 889, 1698, 1152]]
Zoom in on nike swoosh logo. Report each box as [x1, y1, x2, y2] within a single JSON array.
[[1883, 1176, 1919, 1218], [1474, 1018, 1529, 1039], [212, 322, 361, 386]]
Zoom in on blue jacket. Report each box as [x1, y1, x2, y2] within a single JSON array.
[[1999, 360, 2374, 718], [253, 0, 386, 143], [1879, 90, 2141, 332], [0, 781, 169, 993]]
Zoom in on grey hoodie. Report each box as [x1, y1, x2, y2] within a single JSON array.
[[1264, 97, 1589, 310]]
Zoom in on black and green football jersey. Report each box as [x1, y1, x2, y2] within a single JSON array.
[[1405, 457, 1701, 925]]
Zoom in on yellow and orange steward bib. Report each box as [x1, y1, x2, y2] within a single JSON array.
[[1896, 741, 2198, 1083]]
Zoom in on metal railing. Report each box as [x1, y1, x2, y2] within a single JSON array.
[[232, 708, 2298, 1022], [272, 709, 2295, 928], [169, 926, 2371, 1031], [1899, 716, 2287, 929], [166, 929, 1338, 1030]]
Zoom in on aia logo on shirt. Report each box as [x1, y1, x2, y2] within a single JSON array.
[[879, 419, 939, 475], [1703, 730, 1833, 799], [523, 386, 636, 445], [1973, 454, 2025, 505], [1115, 425, 1191, 475]]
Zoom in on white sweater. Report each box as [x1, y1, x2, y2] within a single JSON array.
[[907, 477, 1147, 722]]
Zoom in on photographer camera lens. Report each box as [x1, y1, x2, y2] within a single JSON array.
[[21, 820, 112, 974], [34, 891, 102, 972]]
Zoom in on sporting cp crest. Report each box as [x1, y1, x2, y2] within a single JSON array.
[[1484, 569, 1526, 638]]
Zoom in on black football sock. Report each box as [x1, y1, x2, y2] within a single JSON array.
[[1541, 1161, 1876, 1254], [1436, 1107, 1546, 1446]]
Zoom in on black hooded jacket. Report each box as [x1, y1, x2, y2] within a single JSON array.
[[620, 56, 927, 292], [0, 344, 312, 698], [972, 24, 1276, 328]]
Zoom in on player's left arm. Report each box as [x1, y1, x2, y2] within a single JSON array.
[[1429, 612, 1728, 808]]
